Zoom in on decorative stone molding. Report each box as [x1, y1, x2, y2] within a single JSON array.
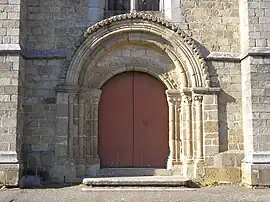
[[0, 151, 18, 163], [241, 47, 270, 60], [21, 49, 67, 59], [205, 52, 241, 62], [66, 12, 210, 88], [0, 44, 21, 55], [244, 152, 270, 164]]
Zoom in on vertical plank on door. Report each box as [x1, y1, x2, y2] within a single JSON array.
[[133, 72, 169, 168], [99, 72, 134, 168]]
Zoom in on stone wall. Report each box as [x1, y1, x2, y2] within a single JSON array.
[[210, 61, 243, 152], [20, 0, 245, 184], [200, 59, 243, 184], [23, 59, 64, 181], [25, 0, 241, 53], [26, 0, 88, 59], [88, 0, 105, 25], [23, 0, 90, 182], [0, 0, 25, 186], [0, 0, 20, 45], [182, 0, 240, 52]]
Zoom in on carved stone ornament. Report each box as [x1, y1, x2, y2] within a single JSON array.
[[194, 95, 203, 103], [82, 12, 210, 88]]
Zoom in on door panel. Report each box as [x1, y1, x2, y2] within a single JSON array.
[[99, 72, 134, 168], [99, 71, 169, 168], [133, 72, 169, 168]]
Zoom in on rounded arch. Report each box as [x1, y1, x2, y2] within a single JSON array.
[[83, 41, 185, 90], [99, 68, 173, 90], [65, 12, 210, 89]]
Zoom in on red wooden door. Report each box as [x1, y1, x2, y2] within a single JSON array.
[[98, 72, 134, 168], [98, 72, 169, 168], [133, 73, 169, 168]]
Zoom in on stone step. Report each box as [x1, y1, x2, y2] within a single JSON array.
[[98, 168, 179, 177], [82, 176, 192, 188]]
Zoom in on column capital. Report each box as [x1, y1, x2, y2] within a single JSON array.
[[56, 85, 79, 93], [80, 88, 102, 105], [166, 90, 181, 105], [174, 97, 181, 106], [193, 95, 203, 104], [182, 95, 192, 105]]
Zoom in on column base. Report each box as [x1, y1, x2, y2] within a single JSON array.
[[0, 163, 20, 186], [0, 152, 20, 186], [193, 160, 205, 181], [167, 157, 173, 170], [48, 161, 77, 184], [85, 164, 100, 177], [242, 161, 270, 187]]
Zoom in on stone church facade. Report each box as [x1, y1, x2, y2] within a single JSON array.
[[0, 0, 269, 187]]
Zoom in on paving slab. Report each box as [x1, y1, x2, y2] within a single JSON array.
[[83, 176, 191, 187]]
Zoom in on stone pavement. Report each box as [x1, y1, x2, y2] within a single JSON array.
[[1, 185, 270, 202], [82, 176, 190, 187]]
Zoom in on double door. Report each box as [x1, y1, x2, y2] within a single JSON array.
[[98, 72, 169, 168]]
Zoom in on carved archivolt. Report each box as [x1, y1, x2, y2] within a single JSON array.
[[65, 12, 210, 89], [83, 12, 207, 81]]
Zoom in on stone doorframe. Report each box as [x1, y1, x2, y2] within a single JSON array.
[[56, 13, 220, 180]]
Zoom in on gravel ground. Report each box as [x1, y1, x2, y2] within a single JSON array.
[[0, 185, 270, 202]]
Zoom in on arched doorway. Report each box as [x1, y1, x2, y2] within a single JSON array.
[[98, 71, 169, 168]]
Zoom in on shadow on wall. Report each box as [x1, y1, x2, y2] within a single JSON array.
[[193, 39, 237, 153], [207, 61, 237, 152], [218, 90, 236, 152]]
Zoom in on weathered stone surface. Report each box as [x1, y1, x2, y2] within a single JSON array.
[[0, 163, 19, 186], [200, 167, 242, 185], [0, 0, 267, 187], [214, 151, 244, 168]]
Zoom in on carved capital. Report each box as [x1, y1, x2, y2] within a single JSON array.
[[174, 97, 181, 112], [80, 88, 102, 105], [166, 95, 175, 105], [89, 91, 102, 105], [182, 96, 192, 105], [166, 90, 181, 106], [193, 95, 203, 104], [68, 92, 77, 103]]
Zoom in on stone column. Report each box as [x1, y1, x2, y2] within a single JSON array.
[[76, 88, 102, 177], [174, 97, 181, 164], [88, 89, 102, 161], [78, 93, 85, 162], [167, 93, 175, 169], [166, 90, 181, 169], [183, 95, 193, 162], [68, 93, 76, 159], [79, 89, 102, 162], [194, 95, 204, 162]]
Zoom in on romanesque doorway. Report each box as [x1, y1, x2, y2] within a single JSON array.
[[98, 71, 169, 168]]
